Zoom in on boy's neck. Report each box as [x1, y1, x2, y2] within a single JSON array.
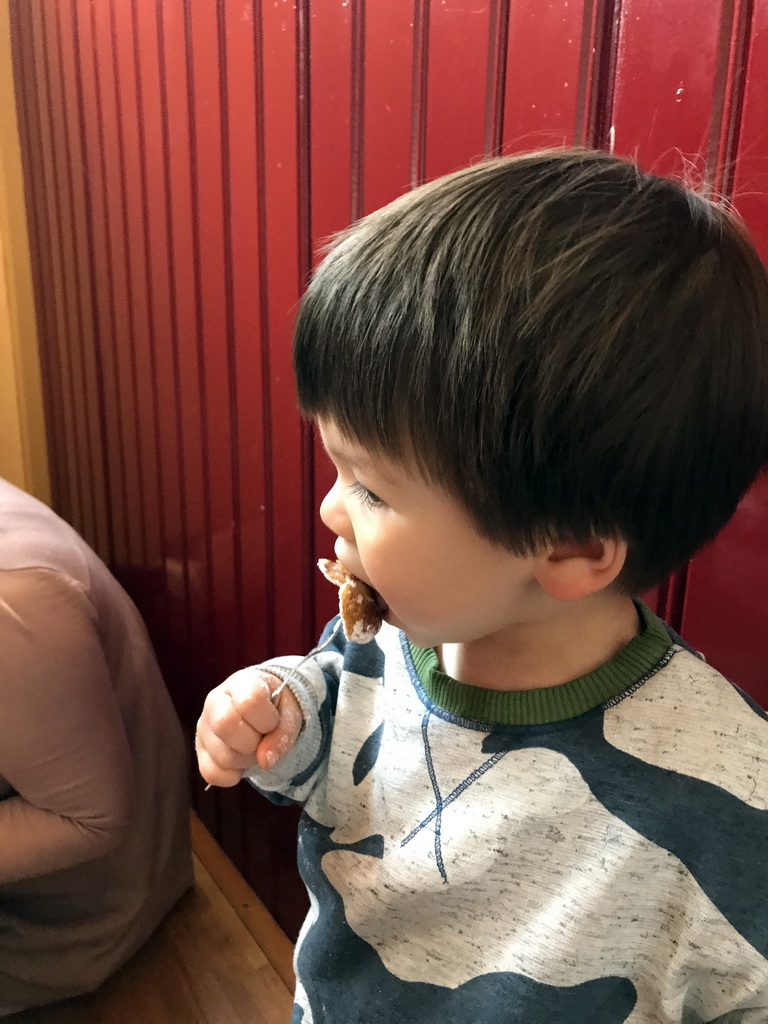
[[437, 592, 642, 692]]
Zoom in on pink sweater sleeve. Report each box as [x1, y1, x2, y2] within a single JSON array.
[[0, 568, 136, 884]]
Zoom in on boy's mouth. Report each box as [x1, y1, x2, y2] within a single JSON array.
[[354, 575, 388, 616], [350, 570, 388, 616], [334, 558, 389, 615]]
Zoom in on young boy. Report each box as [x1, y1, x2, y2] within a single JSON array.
[[196, 149, 768, 1023]]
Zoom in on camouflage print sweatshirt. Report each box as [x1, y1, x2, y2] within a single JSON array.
[[245, 603, 768, 1024]]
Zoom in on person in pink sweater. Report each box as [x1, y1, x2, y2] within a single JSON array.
[[0, 478, 192, 1015]]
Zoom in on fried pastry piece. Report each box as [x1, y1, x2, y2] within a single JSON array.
[[318, 558, 384, 644]]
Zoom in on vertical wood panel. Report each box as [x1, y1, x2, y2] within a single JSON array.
[[707, 0, 753, 191], [310, 1, 353, 243], [223, 0, 269, 670], [502, 0, 591, 151], [109, 0, 165, 604], [260, 0, 311, 659], [91, 0, 148, 566], [159, 0, 209, 722], [55, 0, 111, 558], [72, 0, 131, 566], [361, 0, 413, 214], [424, 1, 493, 180], [610, 0, 728, 176], [484, 0, 510, 155], [143, 0, 192, 696], [187, 0, 241, 688], [131, 0, 190, 691], [29, 1, 83, 531], [39, 1, 97, 547], [71, 0, 128, 561]]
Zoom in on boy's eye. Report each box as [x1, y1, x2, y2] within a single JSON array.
[[348, 482, 385, 510]]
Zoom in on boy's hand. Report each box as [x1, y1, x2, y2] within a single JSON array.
[[195, 668, 304, 787]]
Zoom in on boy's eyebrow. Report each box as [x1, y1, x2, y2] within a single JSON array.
[[322, 443, 401, 486], [323, 444, 376, 472]]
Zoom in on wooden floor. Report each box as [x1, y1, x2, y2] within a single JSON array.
[[6, 815, 295, 1024]]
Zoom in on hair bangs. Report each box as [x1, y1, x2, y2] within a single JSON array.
[[293, 211, 466, 480]]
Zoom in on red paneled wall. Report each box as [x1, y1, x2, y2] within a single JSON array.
[[10, 0, 768, 937]]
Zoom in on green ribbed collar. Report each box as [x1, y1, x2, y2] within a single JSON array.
[[408, 601, 673, 726]]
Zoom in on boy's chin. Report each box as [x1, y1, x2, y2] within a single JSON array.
[[389, 616, 443, 649], [383, 609, 422, 642], [382, 608, 468, 648], [382, 608, 402, 632]]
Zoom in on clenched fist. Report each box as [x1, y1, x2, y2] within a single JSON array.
[[195, 668, 304, 787]]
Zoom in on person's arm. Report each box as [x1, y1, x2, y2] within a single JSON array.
[[0, 568, 135, 884], [197, 617, 345, 804]]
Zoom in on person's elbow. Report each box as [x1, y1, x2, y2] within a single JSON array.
[[76, 812, 132, 858], [70, 786, 137, 862]]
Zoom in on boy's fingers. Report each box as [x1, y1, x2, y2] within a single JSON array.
[[204, 682, 264, 757], [198, 720, 264, 772], [227, 668, 281, 735], [256, 686, 304, 770], [195, 734, 249, 788]]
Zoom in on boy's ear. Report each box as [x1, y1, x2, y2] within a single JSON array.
[[534, 537, 628, 602]]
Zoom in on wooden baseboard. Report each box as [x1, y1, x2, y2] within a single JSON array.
[[190, 812, 296, 994]]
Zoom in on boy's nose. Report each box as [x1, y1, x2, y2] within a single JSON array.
[[319, 480, 354, 543]]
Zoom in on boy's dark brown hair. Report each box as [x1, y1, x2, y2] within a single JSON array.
[[293, 148, 768, 593]]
